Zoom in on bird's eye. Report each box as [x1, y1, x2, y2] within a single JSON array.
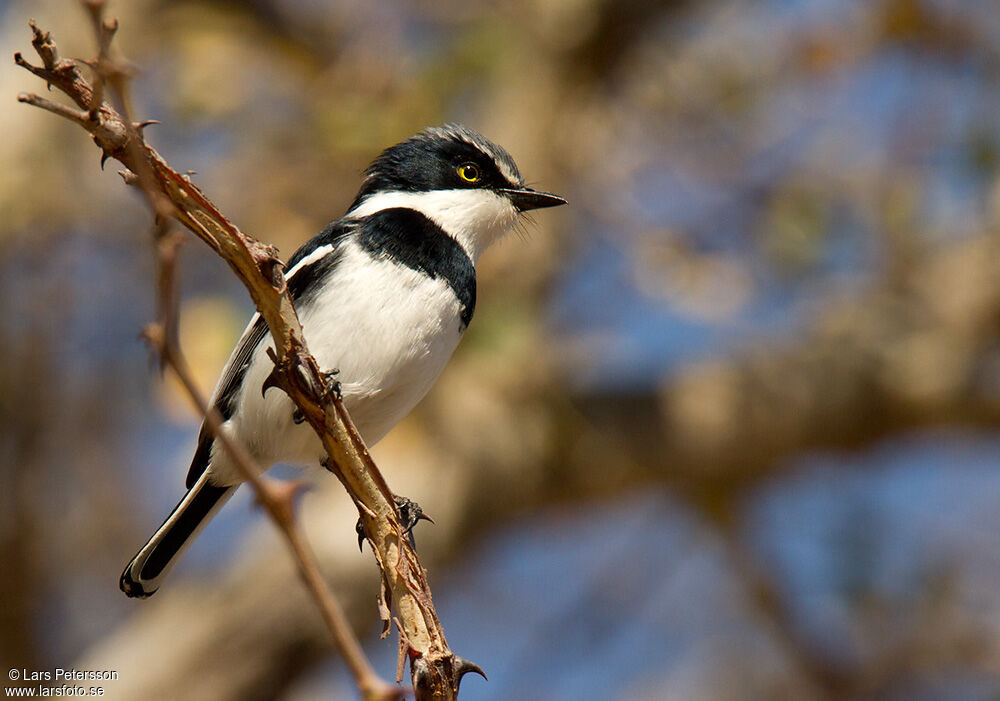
[[457, 163, 481, 183]]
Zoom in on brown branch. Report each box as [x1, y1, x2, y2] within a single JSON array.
[[82, 0, 117, 121], [16, 4, 477, 697], [16, 91, 88, 124], [151, 222, 183, 366]]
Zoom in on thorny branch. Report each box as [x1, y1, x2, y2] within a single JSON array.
[[16, 4, 481, 698]]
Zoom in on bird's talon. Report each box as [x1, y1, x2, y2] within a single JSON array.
[[395, 495, 433, 548], [320, 368, 341, 400], [355, 495, 433, 552]]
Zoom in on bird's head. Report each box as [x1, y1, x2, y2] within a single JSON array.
[[347, 124, 565, 261]]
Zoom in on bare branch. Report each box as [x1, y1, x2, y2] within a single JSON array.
[[16, 92, 88, 124], [82, 0, 118, 120], [151, 221, 183, 369]]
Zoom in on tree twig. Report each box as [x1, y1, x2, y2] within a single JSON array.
[[15, 4, 479, 697]]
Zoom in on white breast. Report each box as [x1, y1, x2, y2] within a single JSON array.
[[207, 239, 464, 486]]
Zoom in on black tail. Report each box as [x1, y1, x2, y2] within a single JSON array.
[[120, 472, 235, 599]]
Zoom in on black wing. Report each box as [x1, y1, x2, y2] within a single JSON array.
[[185, 314, 268, 487], [184, 220, 354, 487]]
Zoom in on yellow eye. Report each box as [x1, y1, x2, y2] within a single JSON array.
[[457, 163, 481, 183]]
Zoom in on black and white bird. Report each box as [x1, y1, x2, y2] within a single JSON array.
[[120, 124, 565, 598]]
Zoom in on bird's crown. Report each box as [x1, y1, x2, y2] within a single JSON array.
[[350, 124, 524, 208]]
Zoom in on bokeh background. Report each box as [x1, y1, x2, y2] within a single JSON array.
[[4, 0, 1000, 699]]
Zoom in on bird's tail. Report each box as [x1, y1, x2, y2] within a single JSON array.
[[119, 471, 236, 599]]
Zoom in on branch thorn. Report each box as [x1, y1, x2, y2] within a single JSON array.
[[261, 365, 282, 398], [454, 657, 488, 687]]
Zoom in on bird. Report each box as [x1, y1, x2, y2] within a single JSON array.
[[120, 124, 566, 598]]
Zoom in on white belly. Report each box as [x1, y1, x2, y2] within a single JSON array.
[[207, 240, 464, 485]]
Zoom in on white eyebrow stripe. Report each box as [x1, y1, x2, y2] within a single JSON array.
[[492, 156, 520, 184]]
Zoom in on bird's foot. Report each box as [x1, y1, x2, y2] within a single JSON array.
[[356, 494, 434, 552], [319, 367, 341, 401], [396, 495, 434, 544]]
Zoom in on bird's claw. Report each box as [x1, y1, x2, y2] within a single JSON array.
[[356, 495, 434, 552], [319, 367, 341, 401], [396, 495, 434, 545]]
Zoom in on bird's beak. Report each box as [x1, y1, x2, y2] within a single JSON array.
[[501, 187, 567, 212]]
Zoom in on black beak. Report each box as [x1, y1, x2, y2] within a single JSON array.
[[501, 188, 567, 212]]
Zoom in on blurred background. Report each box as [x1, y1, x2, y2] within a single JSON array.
[[4, 0, 1000, 698]]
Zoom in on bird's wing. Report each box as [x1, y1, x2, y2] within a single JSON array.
[[184, 220, 355, 488], [185, 314, 268, 487]]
